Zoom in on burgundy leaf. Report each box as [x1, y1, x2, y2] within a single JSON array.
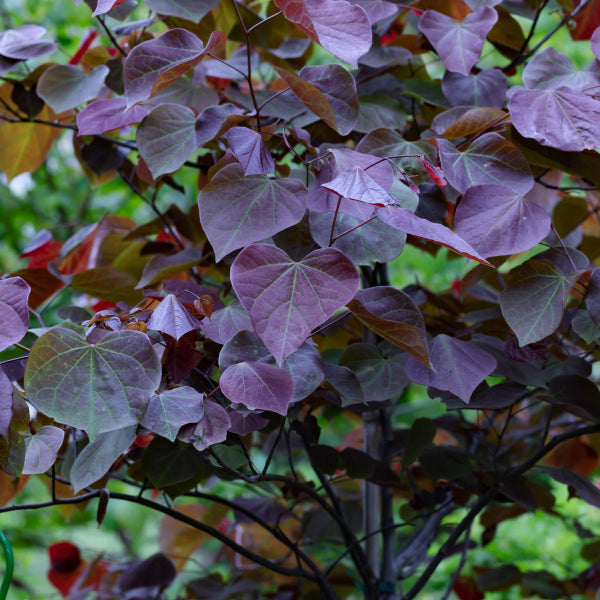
[[418, 7, 498, 76], [438, 134, 533, 194], [274, 0, 371, 68], [137, 247, 205, 289], [376, 205, 491, 265], [189, 399, 231, 451], [220, 361, 295, 415], [136, 103, 198, 179], [219, 330, 271, 371], [231, 244, 360, 364], [123, 29, 225, 107], [22, 426, 64, 475], [0, 276, 31, 352], [146, 294, 202, 340], [144, 0, 219, 21], [0, 25, 56, 61], [508, 87, 600, 151], [228, 410, 269, 435], [322, 362, 364, 404], [195, 103, 246, 147], [0, 368, 12, 440], [322, 166, 396, 206], [284, 343, 324, 402], [405, 334, 497, 403], [198, 164, 306, 261], [200, 303, 252, 345], [76, 98, 149, 135], [141, 387, 205, 441], [226, 127, 275, 175], [347, 286, 429, 366], [454, 184, 551, 257], [442, 68, 508, 108]]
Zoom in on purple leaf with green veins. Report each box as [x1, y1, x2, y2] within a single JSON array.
[[141, 387, 205, 442], [226, 127, 275, 175], [146, 294, 202, 340], [275, 0, 371, 68], [24, 328, 161, 439], [0, 276, 30, 352], [454, 184, 551, 258], [195, 103, 246, 147], [442, 68, 507, 108], [220, 361, 295, 415], [322, 166, 396, 207], [418, 7, 498, 76], [70, 426, 137, 492], [37, 65, 108, 113], [0, 25, 56, 60], [231, 244, 360, 364], [499, 259, 579, 346], [200, 303, 252, 345], [198, 164, 307, 262], [438, 134, 533, 194], [405, 334, 497, 403], [522, 48, 600, 91], [123, 29, 225, 107], [144, 0, 220, 21], [376, 205, 491, 265], [136, 103, 198, 179], [508, 87, 600, 152], [22, 426, 64, 475], [76, 98, 149, 135]]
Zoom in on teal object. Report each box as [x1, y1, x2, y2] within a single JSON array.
[[0, 531, 13, 600]]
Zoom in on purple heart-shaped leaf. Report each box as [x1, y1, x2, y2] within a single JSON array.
[[322, 166, 395, 207], [231, 243, 360, 364], [226, 127, 275, 175], [77, 98, 149, 135], [146, 294, 202, 340], [0, 276, 31, 352], [0, 25, 56, 60], [442, 68, 507, 108], [22, 425, 64, 475]]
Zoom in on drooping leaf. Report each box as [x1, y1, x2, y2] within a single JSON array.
[[0, 276, 30, 352], [508, 87, 600, 152], [231, 244, 360, 364], [136, 248, 205, 289], [37, 65, 109, 113], [188, 399, 231, 452], [0, 25, 56, 62], [418, 7, 498, 75], [441, 68, 508, 108], [226, 127, 275, 175], [144, 0, 220, 21], [544, 466, 600, 509], [322, 166, 395, 206], [77, 98, 149, 135], [136, 103, 198, 179], [141, 387, 205, 442], [405, 334, 497, 403], [70, 426, 137, 492], [376, 204, 491, 265], [499, 259, 579, 346], [274, 64, 359, 135], [274, 0, 372, 68], [454, 184, 551, 257], [347, 286, 429, 366], [22, 426, 64, 475], [220, 361, 295, 415], [123, 29, 225, 107], [25, 327, 161, 439], [548, 375, 600, 422], [438, 134, 533, 194], [92, 0, 129, 16], [198, 164, 307, 261], [146, 294, 201, 340]]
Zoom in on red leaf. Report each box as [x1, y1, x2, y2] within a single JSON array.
[[68, 30, 98, 66], [420, 154, 447, 187], [568, 0, 600, 41]]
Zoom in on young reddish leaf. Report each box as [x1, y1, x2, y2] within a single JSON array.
[[419, 155, 447, 187], [70, 426, 137, 492], [418, 7, 498, 75], [77, 98, 149, 135], [37, 64, 108, 113], [569, 0, 600, 41], [405, 334, 497, 403], [198, 164, 306, 261], [123, 29, 225, 107], [499, 259, 579, 346], [454, 184, 551, 258], [226, 127, 275, 175], [146, 293, 202, 340], [347, 286, 429, 366], [438, 134, 533, 194], [508, 87, 600, 152], [274, 64, 359, 135], [220, 361, 295, 415], [322, 166, 396, 206], [274, 0, 372, 68], [145, 0, 220, 21], [22, 426, 64, 475], [25, 328, 161, 439], [231, 244, 360, 364], [48, 541, 84, 597], [0, 276, 30, 352], [141, 387, 204, 441], [442, 68, 507, 108], [376, 205, 492, 265]]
